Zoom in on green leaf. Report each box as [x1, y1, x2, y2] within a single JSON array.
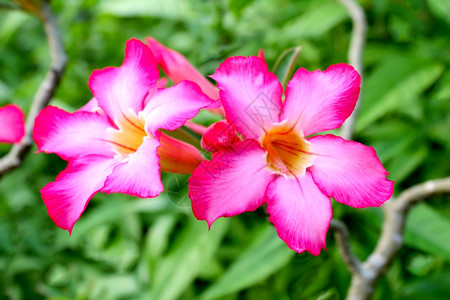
[[98, 0, 200, 20], [84, 234, 140, 272], [404, 203, 450, 261], [356, 57, 444, 132], [200, 224, 294, 300], [151, 217, 229, 300], [425, 0, 450, 23], [386, 143, 428, 183], [228, 0, 255, 17], [82, 274, 140, 299], [317, 289, 339, 300], [398, 272, 450, 300], [146, 215, 178, 264], [406, 254, 437, 276], [8, 255, 45, 274], [431, 71, 450, 103], [0, 11, 32, 52], [55, 195, 169, 249], [270, 0, 347, 41]]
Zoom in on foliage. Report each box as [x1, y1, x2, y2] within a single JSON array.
[[0, 0, 449, 299]]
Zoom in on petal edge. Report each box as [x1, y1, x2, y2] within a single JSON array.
[[309, 134, 394, 208], [282, 63, 361, 136], [266, 173, 332, 256]]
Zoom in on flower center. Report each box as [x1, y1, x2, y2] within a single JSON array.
[[261, 123, 313, 177], [108, 111, 147, 156]]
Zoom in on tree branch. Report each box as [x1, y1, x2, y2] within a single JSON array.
[[333, 3, 450, 298], [346, 177, 450, 300], [337, 0, 367, 140], [330, 219, 362, 276], [0, 1, 67, 176]]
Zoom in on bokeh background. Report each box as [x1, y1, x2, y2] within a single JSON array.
[[0, 0, 449, 299]]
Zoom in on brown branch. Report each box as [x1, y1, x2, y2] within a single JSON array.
[[332, 4, 450, 297], [330, 219, 362, 276], [346, 177, 450, 300], [337, 0, 367, 140], [0, 0, 67, 176]]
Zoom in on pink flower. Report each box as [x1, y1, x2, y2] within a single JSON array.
[[33, 39, 214, 233], [146, 37, 227, 121], [0, 104, 25, 144], [146, 37, 219, 100], [188, 56, 394, 255], [146, 38, 273, 135]]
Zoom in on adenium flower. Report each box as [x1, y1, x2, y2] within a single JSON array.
[[146, 38, 269, 134], [0, 104, 25, 144], [189, 56, 394, 255], [146, 37, 229, 124], [146, 37, 219, 100], [33, 39, 214, 233]]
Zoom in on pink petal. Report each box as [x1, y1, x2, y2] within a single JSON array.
[[308, 134, 394, 208], [281, 63, 361, 137], [142, 79, 169, 107], [0, 104, 25, 144], [189, 139, 274, 227], [143, 80, 214, 134], [102, 138, 163, 198], [184, 120, 208, 135], [201, 120, 240, 152], [77, 98, 104, 115], [41, 156, 117, 233], [155, 77, 168, 89], [89, 39, 159, 121], [257, 49, 265, 61], [33, 106, 114, 160], [158, 133, 204, 174], [211, 56, 283, 140], [265, 172, 332, 255], [146, 37, 219, 100]]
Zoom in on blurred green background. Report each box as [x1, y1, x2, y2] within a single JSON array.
[[0, 0, 449, 299]]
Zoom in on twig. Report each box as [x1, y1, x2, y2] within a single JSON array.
[[333, 3, 450, 298], [330, 219, 362, 276], [0, 1, 67, 176], [337, 0, 367, 140], [346, 177, 450, 300]]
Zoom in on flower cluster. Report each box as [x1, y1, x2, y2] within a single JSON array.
[[33, 39, 214, 233], [33, 38, 393, 254]]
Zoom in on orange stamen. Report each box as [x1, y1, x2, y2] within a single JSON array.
[[261, 122, 313, 177], [109, 111, 148, 155]]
